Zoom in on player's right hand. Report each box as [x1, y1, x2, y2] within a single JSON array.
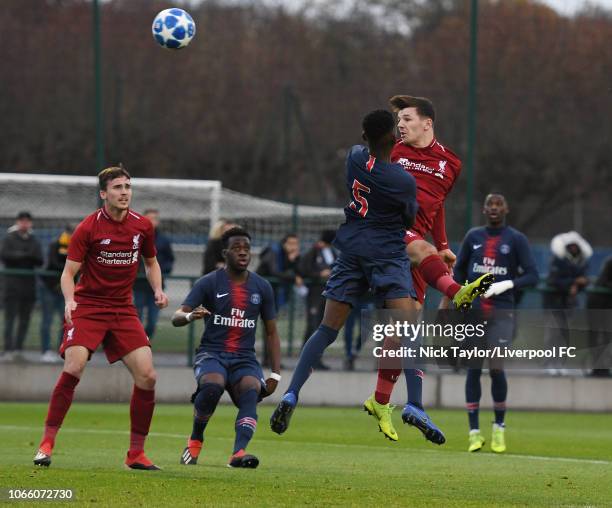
[[65, 300, 77, 326], [438, 248, 457, 270], [189, 305, 210, 321]]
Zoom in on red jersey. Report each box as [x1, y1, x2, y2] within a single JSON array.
[[67, 207, 157, 307], [392, 138, 462, 250]]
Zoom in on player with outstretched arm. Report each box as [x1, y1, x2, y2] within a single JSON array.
[[454, 193, 538, 453], [172, 227, 281, 468]]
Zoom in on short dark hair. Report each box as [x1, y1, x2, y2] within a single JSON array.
[[98, 164, 131, 190], [389, 95, 435, 122], [222, 226, 251, 248], [320, 229, 336, 244], [362, 110, 395, 145], [16, 211, 32, 220], [281, 233, 298, 244]]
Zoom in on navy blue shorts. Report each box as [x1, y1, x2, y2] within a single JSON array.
[[323, 252, 415, 307], [193, 350, 266, 389], [484, 311, 515, 347]]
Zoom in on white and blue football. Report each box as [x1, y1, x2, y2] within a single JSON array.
[[152, 8, 196, 50]]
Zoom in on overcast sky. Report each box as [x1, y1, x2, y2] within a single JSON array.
[[540, 0, 612, 14]]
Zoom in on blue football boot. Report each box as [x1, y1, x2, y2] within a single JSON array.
[[270, 392, 297, 434], [402, 403, 446, 445]]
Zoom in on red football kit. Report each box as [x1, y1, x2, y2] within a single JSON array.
[[59, 207, 157, 363], [392, 138, 462, 302]]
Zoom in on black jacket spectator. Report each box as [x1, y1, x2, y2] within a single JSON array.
[[1, 211, 43, 354], [544, 231, 592, 309], [299, 230, 337, 354], [257, 234, 302, 308], [1, 224, 43, 298]]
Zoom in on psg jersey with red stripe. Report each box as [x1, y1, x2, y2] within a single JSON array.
[[184, 269, 276, 354], [334, 145, 418, 259], [454, 226, 538, 309], [67, 207, 156, 306], [392, 138, 461, 236]]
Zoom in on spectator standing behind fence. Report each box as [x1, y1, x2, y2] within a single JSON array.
[[257, 233, 304, 366], [299, 230, 337, 370], [0, 211, 43, 361], [133, 209, 175, 339], [257, 233, 304, 307], [543, 231, 592, 374], [202, 220, 237, 275], [586, 256, 612, 377], [39, 225, 73, 363]]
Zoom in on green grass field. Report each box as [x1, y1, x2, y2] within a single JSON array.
[[0, 402, 611, 507]]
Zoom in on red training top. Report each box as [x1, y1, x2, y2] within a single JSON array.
[[392, 138, 462, 250], [67, 207, 157, 307]]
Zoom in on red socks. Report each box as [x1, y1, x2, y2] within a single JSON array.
[[418, 254, 462, 299], [129, 385, 156, 457], [375, 369, 401, 405], [40, 372, 80, 449]]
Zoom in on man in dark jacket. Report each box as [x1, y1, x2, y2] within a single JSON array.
[[133, 209, 175, 338], [298, 230, 337, 369], [39, 225, 73, 362], [0, 211, 43, 359], [587, 256, 612, 377], [542, 231, 592, 373], [257, 233, 303, 366]]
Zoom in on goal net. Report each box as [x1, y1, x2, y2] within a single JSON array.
[[0, 173, 345, 356]]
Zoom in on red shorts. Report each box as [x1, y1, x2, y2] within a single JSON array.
[[59, 305, 150, 364], [405, 229, 427, 304]]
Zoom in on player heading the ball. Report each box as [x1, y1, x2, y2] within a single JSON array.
[[270, 109, 419, 435]]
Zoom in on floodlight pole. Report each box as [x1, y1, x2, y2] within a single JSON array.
[[465, 0, 478, 231], [93, 0, 105, 173]]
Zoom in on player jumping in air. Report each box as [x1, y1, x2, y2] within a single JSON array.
[[270, 109, 420, 435], [364, 95, 493, 444], [454, 193, 538, 453], [33, 166, 169, 470], [172, 227, 281, 468]]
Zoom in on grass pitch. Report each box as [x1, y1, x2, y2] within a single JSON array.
[[0, 402, 611, 507]]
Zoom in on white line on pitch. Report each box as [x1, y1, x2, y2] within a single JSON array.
[[1, 424, 610, 466]]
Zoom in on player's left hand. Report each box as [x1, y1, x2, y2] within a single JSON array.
[[438, 249, 456, 270], [263, 377, 278, 397], [484, 280, 514, 298], [154, 290, 169, 309]]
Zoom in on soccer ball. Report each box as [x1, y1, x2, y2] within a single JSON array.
[[152, 8, 196, 50]]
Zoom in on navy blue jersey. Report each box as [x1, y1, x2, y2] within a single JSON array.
[[454, 226, 538, 309], [334, 145, 418, 259], [183, 269, 276, 354]]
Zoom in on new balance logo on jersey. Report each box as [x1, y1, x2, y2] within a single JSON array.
[[132, 234, 141, 249], [100, 238, 111, 245]]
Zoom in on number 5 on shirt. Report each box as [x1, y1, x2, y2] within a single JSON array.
[[349, 179, 371, 218]]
